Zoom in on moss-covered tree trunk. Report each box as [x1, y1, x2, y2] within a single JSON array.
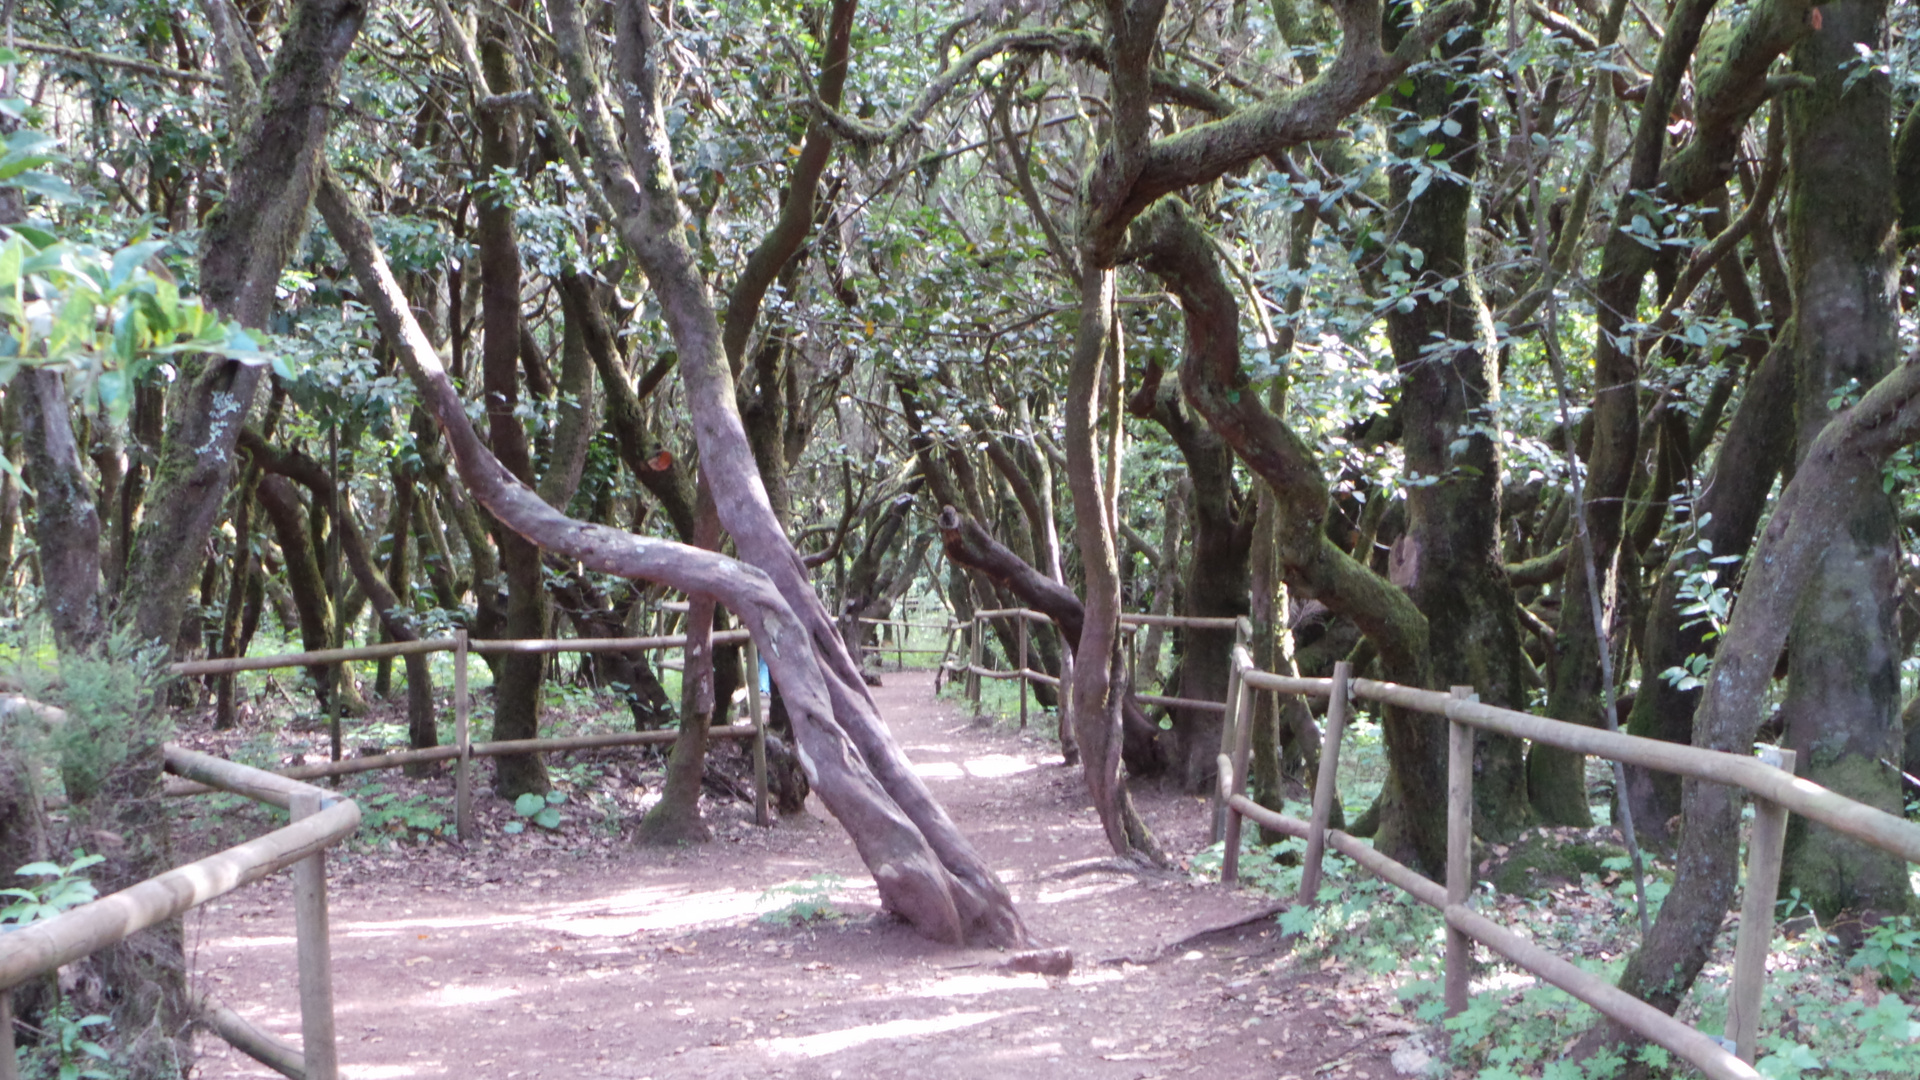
[[1775, 0, 1915, 919], [471, 17, 549, 798], [1131, 369, 1251, 792], [1381, 1, 1531, 840]]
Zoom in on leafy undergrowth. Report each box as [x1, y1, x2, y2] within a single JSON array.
[[1194, 809, 1920, 1080]]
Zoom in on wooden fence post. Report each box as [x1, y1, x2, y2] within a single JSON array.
[[454, 629, 472, 842], [1211, 655, 1246, 845], [968, 617, 983, 711], [1016, 616, 1029, 730], [1445, 685, 1476, 1018], [746, 641, 770, 828], [290, 790, 340, 1080], [1728, 746, 1796, 1063], [1299, 660, 1352, 907], [1, 988, 18, 1080], [1221, 658, 1254, 886]]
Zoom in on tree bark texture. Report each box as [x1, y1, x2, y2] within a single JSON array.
[[1380, 9, 1532, 840], [472, 17, 549, 799], [1126, 199, 1444, 874], [1774, 0, 1914, 919], [122, 0, 364, 652], [1597, 0, 1920, 1044]]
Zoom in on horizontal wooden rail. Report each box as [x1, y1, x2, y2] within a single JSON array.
[[166, 746, 339, 810], [1231, 798, 1758, 1080], [1119, 613, 1242, 630], [170, 630, 752, 677], [0, 790, 359, 993], [470, 630, 750, 655], [172, 638, 454, 676], [165, 725, 757, 794], [194, 991, 305, 1079], [1236, 671, 1920, 864], [1136, 693, 1226, 714], [968, 608, 1241, 632], [972, 607, 1046, 621]]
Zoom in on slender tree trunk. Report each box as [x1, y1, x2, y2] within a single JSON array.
[[123, 0, 365, 652], [471, 18, 548, 799]]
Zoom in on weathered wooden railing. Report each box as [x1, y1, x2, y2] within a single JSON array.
[[1213, 649, 1920, 1080], [852, 617, 957, 670], [0, 748, 361, 1080], [169, 627, 771, 835], [943, 608, 1242, 728]]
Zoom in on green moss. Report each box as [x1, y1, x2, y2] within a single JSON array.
[[1781, 755, 1916, 920], [1485, 827, 1628, 898]]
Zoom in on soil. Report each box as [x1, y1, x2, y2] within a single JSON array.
[[182, 672, 1426, 1080]]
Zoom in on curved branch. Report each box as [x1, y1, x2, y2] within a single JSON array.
[[1659, 0, 1813, 204], [1124, 200, 1429, 677], [936, 507, 1169, 777], [721, 0, 857, 368], [802, 29, 1105, 147]]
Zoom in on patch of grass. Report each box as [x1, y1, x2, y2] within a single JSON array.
[[758, 873, 845, 926]]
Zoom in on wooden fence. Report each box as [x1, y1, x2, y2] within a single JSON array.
[[852, 617, 958, 670], [1213, 642, 1920, 1080], [167, 627, 773, 836], [943, 607, 1240, 728], [0, 748, 362, 1080]]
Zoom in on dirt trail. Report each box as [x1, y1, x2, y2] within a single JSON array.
[[187, 672, 1414, 1080]]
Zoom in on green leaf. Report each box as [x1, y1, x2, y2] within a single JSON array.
[[513, 792, 546, 816], [533, 807, 562, 829], [7, 223, 56, 248], [501, 821, 525, 834], [7, 170, 79, 203], [0, 234, 27, 291], [109, 240, 168, 288]]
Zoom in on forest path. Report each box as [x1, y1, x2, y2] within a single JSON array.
[[186, 671, 1413, 1080]]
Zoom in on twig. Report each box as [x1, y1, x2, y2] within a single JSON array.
[[1542, 292, 1655, 940], [7, 37, 221, 84]]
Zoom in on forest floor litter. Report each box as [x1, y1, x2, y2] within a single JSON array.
[[176, 670, 1429, 1080]]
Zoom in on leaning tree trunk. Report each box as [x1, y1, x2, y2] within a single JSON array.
[[122, 0, 366, 654], [937, 507, 1171, 777], [538, 0, 1028, 943], [1129, 367, 1252, 792], [317, 145, 1027, 948], [1127, 200, 1443, 873], [1774, 0, 1914, 921]]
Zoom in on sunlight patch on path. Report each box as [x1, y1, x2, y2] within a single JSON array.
[[908, 752, 1039, 782], [760, 1008, 1019, 1058], [530, 883, 764, 936]]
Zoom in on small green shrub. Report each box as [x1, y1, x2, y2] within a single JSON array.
[[1847, 915, 1918, 991], [1, 852, 119, 1080], [1, 852, 104, 926], [503, 791, 567, 833], [347, 783, 448, 841], [758, 873, 844, 926]]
